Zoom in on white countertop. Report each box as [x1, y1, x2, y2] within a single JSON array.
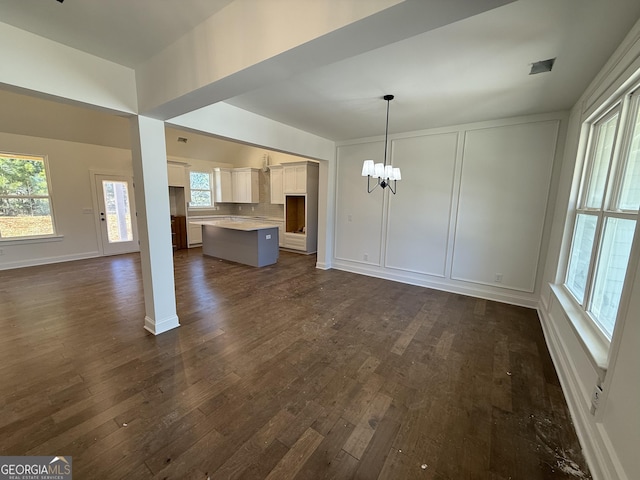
[[190, 219, 279, 231], [189, 215, 284, 222]]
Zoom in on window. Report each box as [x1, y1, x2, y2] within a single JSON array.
[[189, 171, 213, 208], [565, 89, 640, 340], [0, 153, 57, 239]]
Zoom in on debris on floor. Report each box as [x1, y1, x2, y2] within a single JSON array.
[[534, 416, 592, 479]]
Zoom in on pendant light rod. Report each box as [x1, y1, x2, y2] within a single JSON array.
[[383, 94, 393, 167]]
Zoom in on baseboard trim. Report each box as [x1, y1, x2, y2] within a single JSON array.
[[144, 315, 180, 336], [315, 261, 331, 270], [0, 251, 102, 271], [331, 260, 538, 308]]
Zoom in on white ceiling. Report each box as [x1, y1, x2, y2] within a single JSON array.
[[225, 0, 640, 139], [0, 0, 234, 68], [1, 0, 640, 142]]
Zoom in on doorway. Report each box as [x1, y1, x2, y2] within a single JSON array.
[[93, 173, 138, 255]]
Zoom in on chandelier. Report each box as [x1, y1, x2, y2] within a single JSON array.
[[361, 94, 401, 194]]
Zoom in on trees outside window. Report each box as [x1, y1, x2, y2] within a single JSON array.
[[189, 171, 212, 208], [0, 153, 57, 239]]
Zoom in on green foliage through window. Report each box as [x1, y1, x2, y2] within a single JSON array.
[[0, 153, 55, 238], [189, 171, 212, 208]]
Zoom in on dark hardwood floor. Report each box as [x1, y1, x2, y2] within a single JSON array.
[[0, 249, 591, 479]]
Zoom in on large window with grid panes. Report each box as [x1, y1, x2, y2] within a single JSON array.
[[565, 86, 640, 341], [0, 152, 58, 239]]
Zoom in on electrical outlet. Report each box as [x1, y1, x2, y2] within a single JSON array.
[[591, 385, 603, 409], [0, 248, 4, 256], [363, 253, 368, 261], [495, 273, 503, 283]]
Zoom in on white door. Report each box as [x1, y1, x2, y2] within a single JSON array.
[[94, 174, 138, 255]]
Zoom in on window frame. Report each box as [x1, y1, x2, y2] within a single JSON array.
[[188, 170, 214, 209], [0, 151, 59, 241], [563, 86, 640, 345]]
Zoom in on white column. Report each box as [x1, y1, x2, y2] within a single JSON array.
[[316, 159, 335, 270], [130, 116, 180, 335]]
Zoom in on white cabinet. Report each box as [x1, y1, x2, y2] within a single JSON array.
[[214, 168, 233, 203], [284, 232, 307, 250], [188, 222, 203, 245], [232, 168, 259, 203], [269, 165, 284, 204], [283, 165, 308, 193], [167, 163, 186, 187], [214, 168, 259, 203], [276, 222, 285, 247], [283, 161, 319, 253]]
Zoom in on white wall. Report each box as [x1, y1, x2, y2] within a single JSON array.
[[0, 132, 133, 269], [386, 133, 458, 277], [334, 113, 564, 307], [0, 89, 131, 150], [452, 121, 559, 292], [538, 17, 640, 480]]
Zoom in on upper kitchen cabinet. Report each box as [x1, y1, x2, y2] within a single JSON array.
[[215, 167, 259, 203], [283, 163, 312, 193], [214, 168, 233, 203], [269, 165, 284, 204], [167, 162, 187, 187], [232, 168, 259, 203]]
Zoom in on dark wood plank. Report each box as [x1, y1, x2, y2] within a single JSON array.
[[0, 250, 591, 479], [264, 427, 324, 480]]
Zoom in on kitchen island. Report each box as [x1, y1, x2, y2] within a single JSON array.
[[190, 219, 279, 267]]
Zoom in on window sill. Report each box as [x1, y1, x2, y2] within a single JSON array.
[[0, 235, 64, 246], [550, 283, 609, 377]]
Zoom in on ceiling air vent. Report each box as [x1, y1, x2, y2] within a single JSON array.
[[530, 58, 556, 75]]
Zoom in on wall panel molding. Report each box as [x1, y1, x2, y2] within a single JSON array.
[[334, 112, 565, 307]]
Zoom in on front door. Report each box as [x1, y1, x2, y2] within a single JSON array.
[[94, 174, 138, 255]]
